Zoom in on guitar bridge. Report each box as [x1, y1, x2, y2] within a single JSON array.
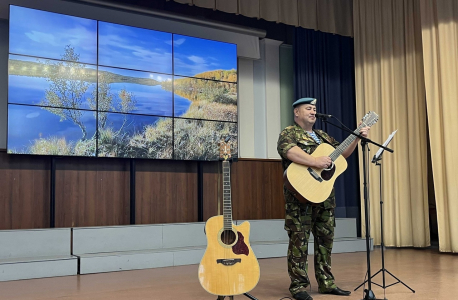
[[216, 259, 241, 266], [307, 167, 323, 182]]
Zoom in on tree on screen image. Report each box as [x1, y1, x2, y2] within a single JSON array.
[[89, 71, 136, 130], [34, 45, 137, 156], [40, 45, 92, 140]]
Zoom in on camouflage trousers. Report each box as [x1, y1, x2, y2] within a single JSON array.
[[285, 202, 337, 296]]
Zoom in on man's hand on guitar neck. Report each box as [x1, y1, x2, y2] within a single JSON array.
[[358, 125, 370, 139], [341, 125, 371, 158]]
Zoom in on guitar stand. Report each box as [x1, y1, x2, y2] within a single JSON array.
[[217, 293, 259, 300]]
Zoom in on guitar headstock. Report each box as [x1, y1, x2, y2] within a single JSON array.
[[361, 111, 379, 128], [219, 140, 232, 161]]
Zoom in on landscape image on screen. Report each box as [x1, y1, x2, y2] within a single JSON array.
[[7, 5, 237, 160], [174, 119, 237, 160]]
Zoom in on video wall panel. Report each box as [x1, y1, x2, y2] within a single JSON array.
[[7, 5, 238, 160]]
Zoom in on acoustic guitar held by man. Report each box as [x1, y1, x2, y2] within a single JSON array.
[[277, 97, 370, 300]]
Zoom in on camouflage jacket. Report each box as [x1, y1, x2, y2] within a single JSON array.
[[277, 123, 340, 209]]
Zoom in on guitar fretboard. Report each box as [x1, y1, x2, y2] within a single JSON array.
[[222, 161, 233, 230], [330, 123, 365, 161]]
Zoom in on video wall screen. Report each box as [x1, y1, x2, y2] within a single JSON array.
[[7, 5, 238, 160]]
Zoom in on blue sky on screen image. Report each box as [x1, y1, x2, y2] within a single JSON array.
[[8, 104, 96, 155], [99, 22, 172, 74], [9, 6, 97, 64], [173, 34, 237, 79]]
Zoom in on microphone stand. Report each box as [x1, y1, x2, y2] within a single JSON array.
[[318, 116, 392, 300], [366, 132, 414, 299]]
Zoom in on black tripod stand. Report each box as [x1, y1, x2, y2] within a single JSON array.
[[354, 131, 414, 299], [355, 140, 377, 300], [317, 111, 384, 300], [217, 293, 259, 300]]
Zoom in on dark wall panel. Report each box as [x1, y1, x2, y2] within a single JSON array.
[[0, 151, 284, 229], [202, 161, 221, 221], [0, 151, 50, 229], [200, 159, 285, 222], [231, 159, 285, 221], [136, 160, 198, 224], [54, 157, 130, 227]]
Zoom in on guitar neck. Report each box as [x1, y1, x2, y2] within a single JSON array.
[[222, 161, 233, 230], [329, 124, 364, 161]]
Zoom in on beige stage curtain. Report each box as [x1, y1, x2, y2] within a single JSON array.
[[419, 0, 458, 253], [167, 0, 354, 37], [353, 0, 430, 247]]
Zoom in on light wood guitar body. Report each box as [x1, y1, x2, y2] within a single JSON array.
[[284, 111, 379, 204], [286, 143, 347, 204], [198, 216, 260, 296], [199, 141, 260, 296]]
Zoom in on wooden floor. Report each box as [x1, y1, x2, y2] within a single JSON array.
[[0, 247, 456, 300]]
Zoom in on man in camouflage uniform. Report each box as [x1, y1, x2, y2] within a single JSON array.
[[277, 97, 369, 300]]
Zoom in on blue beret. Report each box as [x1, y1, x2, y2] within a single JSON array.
[[292, 97, 317, 108]]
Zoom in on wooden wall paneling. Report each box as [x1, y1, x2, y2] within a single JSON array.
[[0, 150, 284, 230], [54, 157, 130, 228], [231, 160, 285, 221], [97, 158, 130, 226], [136, 160, 198, 224], [231, 160, 256, 220], [0, 151, 50, 230], [202, 161, 221, 221], [268, 161, 285, 218], [257, 161, 270, 219]]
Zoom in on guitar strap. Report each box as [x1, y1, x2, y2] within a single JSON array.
[[314, 130, 334, 146]]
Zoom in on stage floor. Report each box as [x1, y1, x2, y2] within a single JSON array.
[[0, 247, 455, 300]]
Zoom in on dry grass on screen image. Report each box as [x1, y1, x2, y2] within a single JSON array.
[[97, 118, 173, 159], [173, 119, 237, 160], [162, 70, 237, 122], [8, 136, 96, 157]]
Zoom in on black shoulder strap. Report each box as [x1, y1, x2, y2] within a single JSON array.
[[314, 130, 333, 145]]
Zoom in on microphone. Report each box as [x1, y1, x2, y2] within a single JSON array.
[[315, 113, 333, 119]]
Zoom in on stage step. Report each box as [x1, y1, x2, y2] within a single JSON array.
[[0, 219, 371, 279], [74, 219, 371, 274], [77, 236, 371, 274], [0, 228, 77, 281]]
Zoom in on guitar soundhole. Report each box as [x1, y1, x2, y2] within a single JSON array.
[[321, 164, 336, 181], [220, 230, 236, 245]]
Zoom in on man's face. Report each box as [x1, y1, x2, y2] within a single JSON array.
[[294, 104, 317, 126]]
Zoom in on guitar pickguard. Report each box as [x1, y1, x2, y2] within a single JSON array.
[[232, 231, 249, 255]]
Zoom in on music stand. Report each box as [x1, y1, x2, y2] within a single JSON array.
[[356, 130, 415, 299], [372, 130, 397, 164]]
